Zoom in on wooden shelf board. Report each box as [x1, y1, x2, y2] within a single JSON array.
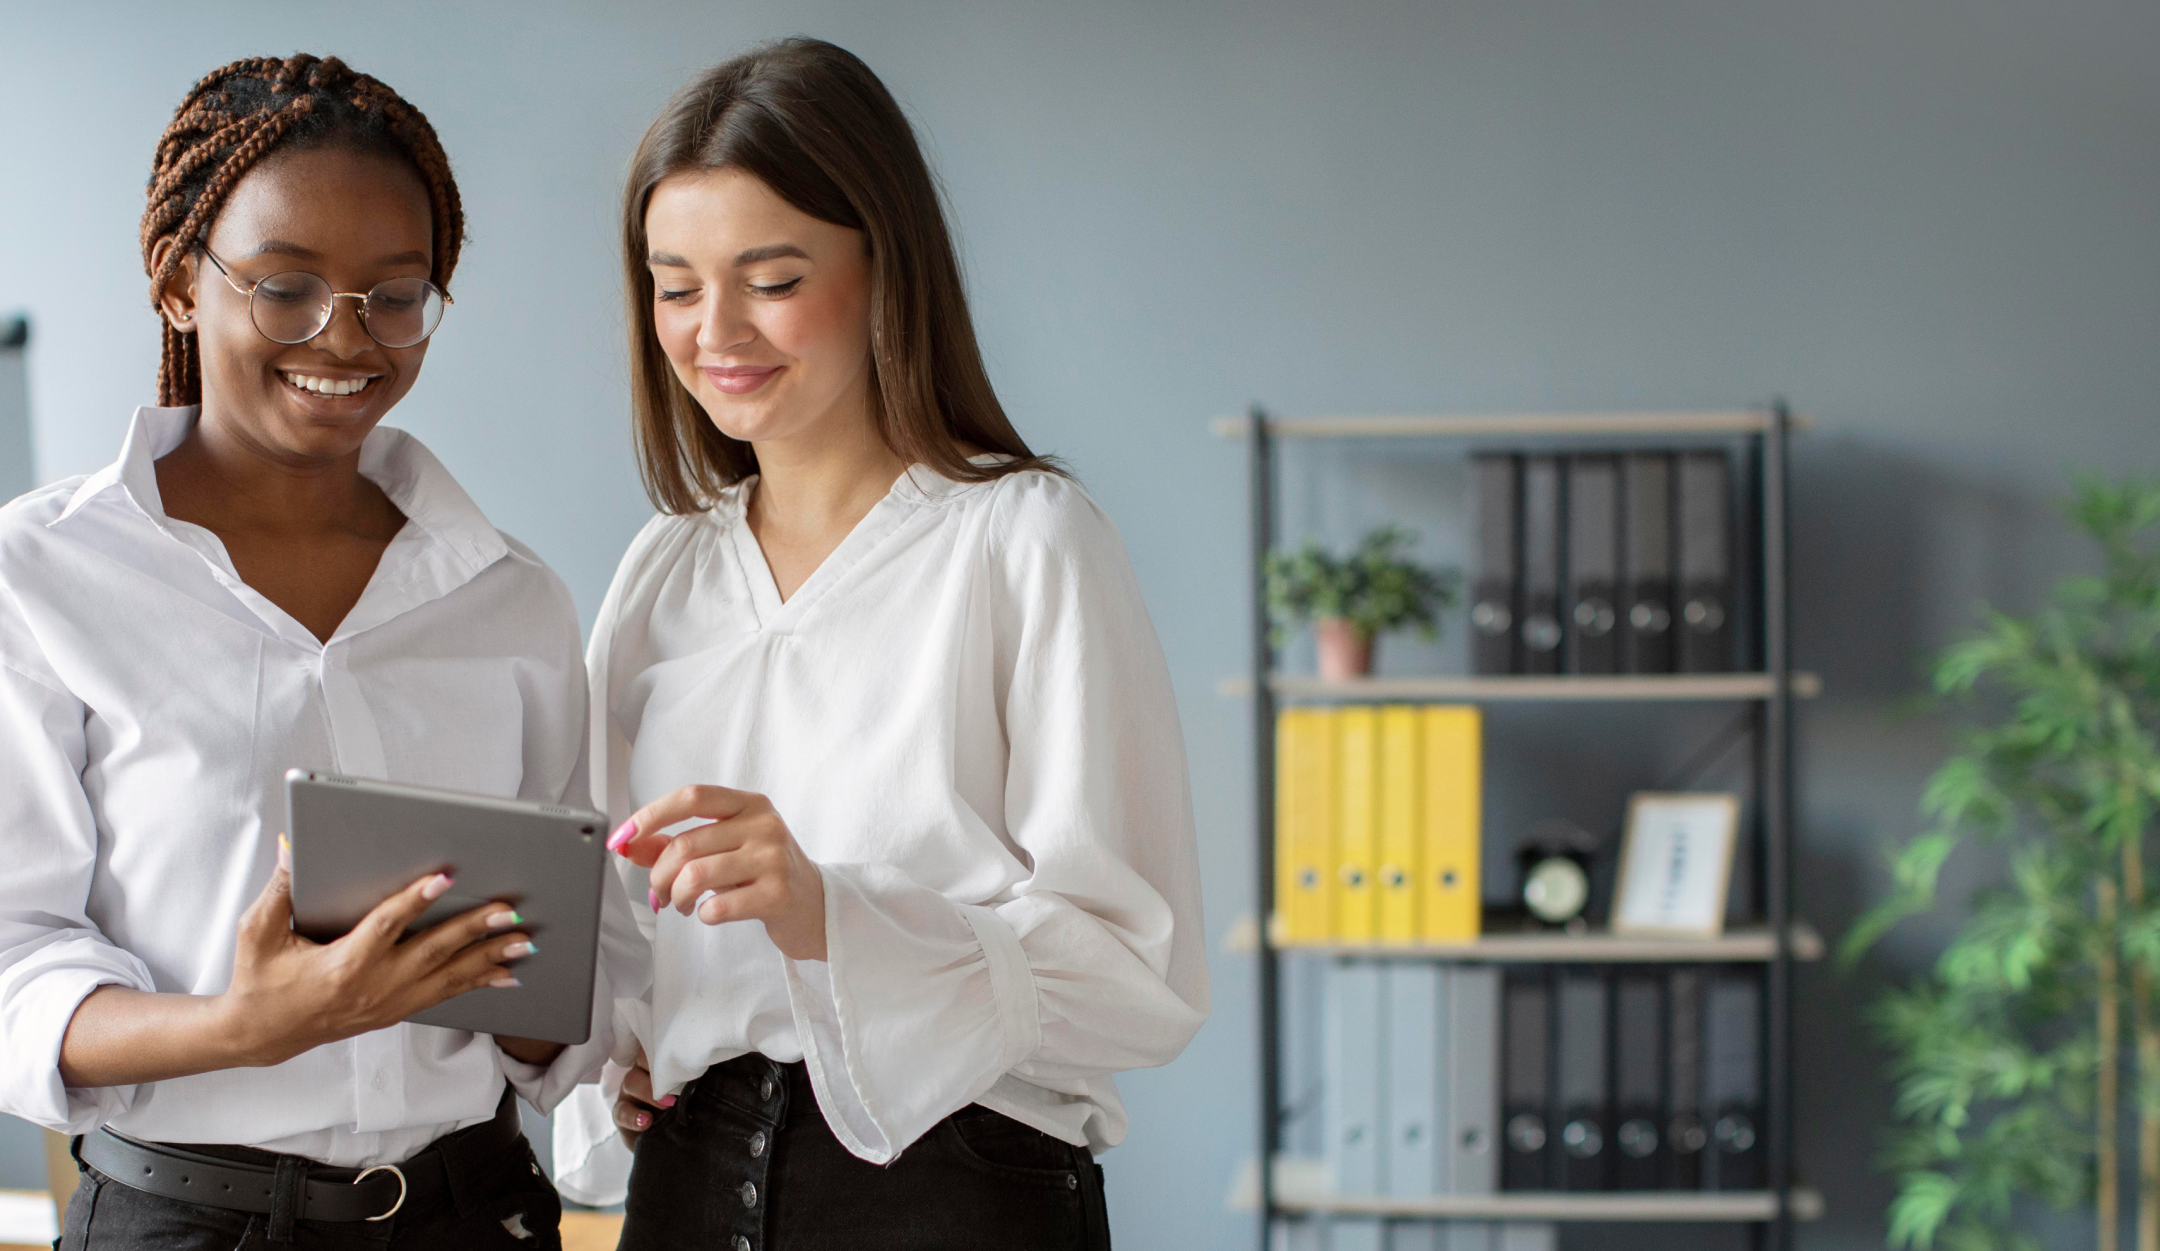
[[1224, 915, 1824, 963], [1217, 672, 1821, 702], [1209, 411, 1810, 440], [1229, 1159, 1823, 1222]]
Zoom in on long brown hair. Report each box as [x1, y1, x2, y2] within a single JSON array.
[[622, 38, 1056, 514], [142, 54, 464, 406]]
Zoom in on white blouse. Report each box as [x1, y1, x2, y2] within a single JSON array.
[[553, 464, 1208, 1198], [0, 406, 639, 1168]]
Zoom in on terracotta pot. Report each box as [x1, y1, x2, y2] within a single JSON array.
[[1315, 617, 1374, 680]]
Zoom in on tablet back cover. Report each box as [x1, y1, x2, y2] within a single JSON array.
[[287, 772, 606, 1045]]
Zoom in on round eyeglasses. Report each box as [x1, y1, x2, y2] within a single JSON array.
[[199, 248, 451, 349]]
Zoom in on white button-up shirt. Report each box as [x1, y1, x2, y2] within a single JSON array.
[[0, 406, 635, 1168], [553, 464, 1208, 1199]]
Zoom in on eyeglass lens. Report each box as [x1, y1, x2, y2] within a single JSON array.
[[248, 271, 445, 349]]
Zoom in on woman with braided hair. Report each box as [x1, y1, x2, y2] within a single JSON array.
[[0, 54, 635, 1250]]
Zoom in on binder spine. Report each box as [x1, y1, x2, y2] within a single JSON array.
[[1705, 971, 1765, 1191], [1419, 706, 1481, 942], [1564, 455, 1620, 675], [1471, 455, 1523, 675], [1621, 454, 1675, 674], [1377, 706, 1423, 942], [1676, 450, 1734, 673], [1499, 968, 1550, 1190], [1275, 709, 1336, 944], [1665, 968, 1707, 1191], [1554, 970, 1611, 1191], [1518, 455, 1566, 675], [1335, 707, 1381, 942], [1612, 972, 1664, 1190], [1445, 966, 1501, 1196], [1327, 960, 1386, 1197], [1383, 963, 1445, 1198]]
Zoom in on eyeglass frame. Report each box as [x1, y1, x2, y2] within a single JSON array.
[[196, 247, 454, 348]]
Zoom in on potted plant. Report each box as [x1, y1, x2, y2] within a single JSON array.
[[1845, 477, 2160, 1250], [1263, 525, 1458, 679]]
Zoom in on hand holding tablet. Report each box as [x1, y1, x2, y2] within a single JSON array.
[[284, 770, 609, 1045]]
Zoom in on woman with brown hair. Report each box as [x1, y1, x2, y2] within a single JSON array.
[[551, 37, 1208, 1250], [0, 54, 635, 1250]]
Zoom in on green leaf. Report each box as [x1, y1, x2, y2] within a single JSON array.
[[1262, 527, 1459, 642]]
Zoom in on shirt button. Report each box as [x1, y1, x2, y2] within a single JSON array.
[[370, 1072, 387, 1092], [733, 1238, 751, 1251], [741, 1180, 758, 1209], [748, 1131, 767, 1159]]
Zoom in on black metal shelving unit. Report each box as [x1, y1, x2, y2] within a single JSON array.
[[1230, 405, 1811, 1250]]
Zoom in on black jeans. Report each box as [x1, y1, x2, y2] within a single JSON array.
[[58, 1120, 561, 1250], [621, 1054, 1112, 1251]]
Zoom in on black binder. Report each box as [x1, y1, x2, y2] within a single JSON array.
[[1666, 968, 1706, 1190], [1676, 450, 1734, 673], [1612, 973, 1663, 1190], [1554, 971, 1609, 1191], [1704, 972, 1764, 1191], [1471, 454, 1523, 675], [1519, 455, 1565, 675], [1500, 968, 1551, 1190], [1565, 455, 1621, 675], [1620, 454, 1674, 673]]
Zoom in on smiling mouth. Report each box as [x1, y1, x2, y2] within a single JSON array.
[[701, 365, 783, 395], [279, 370, 381, 399]]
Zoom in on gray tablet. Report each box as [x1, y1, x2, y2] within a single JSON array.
[[285, 769, 608, 1045]]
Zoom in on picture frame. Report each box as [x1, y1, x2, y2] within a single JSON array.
[[1610, 791, 1741, 938]]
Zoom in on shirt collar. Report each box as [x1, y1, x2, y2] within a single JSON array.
[[51, 406, 510, 644], [53, 405, 191, 527], [56, 406, 504, 568]]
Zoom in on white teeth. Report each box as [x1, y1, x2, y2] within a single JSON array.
[[281, 372, 375, 397]]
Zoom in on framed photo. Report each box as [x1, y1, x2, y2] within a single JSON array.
[[1610, 792, 1741, 938]]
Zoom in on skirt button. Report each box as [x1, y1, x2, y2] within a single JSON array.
[[733, 1238, 751, 1251], [749, 1130, 767, 1159], [741, 1180, 759, 1209]]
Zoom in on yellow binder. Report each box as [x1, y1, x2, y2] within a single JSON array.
[[1333, 705, 1381, 943], [1419, 705, 1482, 941], [1376, 705, 1423, 942], [1274, 708, 1335, 944]]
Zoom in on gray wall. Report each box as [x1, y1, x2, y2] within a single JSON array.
[[3, 2, 2158, 1247]]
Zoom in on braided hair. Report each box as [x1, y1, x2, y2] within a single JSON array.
[[141, 54, 464, 406]]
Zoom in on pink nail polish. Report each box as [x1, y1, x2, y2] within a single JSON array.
[[649, 889, 661, 914], [658, 1094, 677, 1108], [606, 820, 638, 853], [423, 874, 454, 901], [635, 1112, 650, 1129]]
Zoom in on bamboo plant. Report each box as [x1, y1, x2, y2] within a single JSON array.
[[1846, 477, 2160, 1251]]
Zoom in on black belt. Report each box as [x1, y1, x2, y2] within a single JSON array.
[[77, 1086, 523, 1227]]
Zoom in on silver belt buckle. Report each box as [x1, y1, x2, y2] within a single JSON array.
[[353, 1164, 407, 1221]]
